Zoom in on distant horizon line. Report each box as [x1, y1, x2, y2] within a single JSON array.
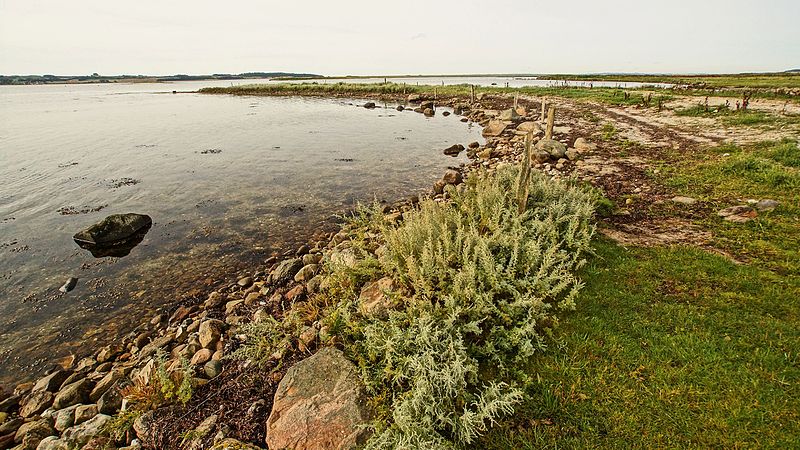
[[2, 70, 799, 78]]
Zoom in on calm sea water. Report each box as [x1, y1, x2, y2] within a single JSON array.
[[0, 80, 482, 385]]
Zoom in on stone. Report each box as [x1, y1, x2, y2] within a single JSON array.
[[184, 415, 217, 450], [754, 199, 779, 211], [478, 148, 493, 160], [0, 417, 23, 435], [442, 170, 462, 185], [204, 360, 223, 379], [35, 436, 69, 450], [58, 277, 79, 293], [671, 196, 697, 205], [573, 137, 597, 152], [14, 419, 54, 447], [89, 369, 124, 402], [133, 411, 155, 443], [54, 405, 80, 432], [225, 299, 245, 316], [270, 258, 304, 285], [20, 390, 54, 418], [443, 144, 465, 156], [33, 371, 73, 395], [199, 319, 225, 349], [423, 108, 434, 117], [244, 292, 261, 306], [363, 102, 376, 109], [61, 414, 111, 448], [536, 139, 567, 159], [407, 93, 422, 103], [297, 326, 318, 353], [0, 395, 20, 413], [565, 148, 579, 161], [169, 305, 194, 324], [73, 213, 151, 246], [442, 111, 451, 116], [395, 105, 404, 111], [481, 120, 507, 137], [516, 121, 542, 134], [191, 349, 213, 366], [302, 253, 322, 266], [285, 285, 305, 301], [358, 277, 398, 318], [498, 108, 520, 121], [205, 291, 225, 309], [294, 264, 319, 282], [53, 379, 91, 410], [717, 205, 757, 223], [74, 404, 98, 426], [468, 141, 480, 149], [306, 275, 323, 294], [266, 348, 372, 450], [97, 384, 122, 415]]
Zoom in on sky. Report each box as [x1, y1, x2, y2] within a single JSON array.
[[1, 0, 798, 76]]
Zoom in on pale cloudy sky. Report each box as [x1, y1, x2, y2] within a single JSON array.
[[1, 0, 797, 75]]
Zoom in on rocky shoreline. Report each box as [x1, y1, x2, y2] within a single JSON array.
[[0, 90, 597, 450]]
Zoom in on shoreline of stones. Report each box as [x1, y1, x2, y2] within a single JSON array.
[[0, 91, 596, 450]]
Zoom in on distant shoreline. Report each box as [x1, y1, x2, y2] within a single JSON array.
[[0, 72, 320, 86]]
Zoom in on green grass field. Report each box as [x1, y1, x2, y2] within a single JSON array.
[[481, 138, 800, 448]]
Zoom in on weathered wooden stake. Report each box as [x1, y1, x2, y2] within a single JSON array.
[[470, 84, 475, 104], [540, 98, 547, 122], [514, 93, 519, 110], [516, 132, 533, 214], [545, 106, 555, 140]]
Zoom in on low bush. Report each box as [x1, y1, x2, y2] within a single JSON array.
[[237, 165, 596, 448]]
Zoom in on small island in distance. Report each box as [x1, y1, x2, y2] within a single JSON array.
[[0, 72, 321, 85]]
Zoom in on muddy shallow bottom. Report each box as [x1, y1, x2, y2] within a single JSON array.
[[0, 84, 482, 385]]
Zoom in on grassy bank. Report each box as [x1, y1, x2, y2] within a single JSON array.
[[483, 238, 799, 448], [478, 137, 800, 448]]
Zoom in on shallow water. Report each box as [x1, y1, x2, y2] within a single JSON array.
[[0, 81, 482, 385]]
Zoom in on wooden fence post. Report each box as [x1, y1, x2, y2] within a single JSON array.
[[545, 106, 555, 140], [540, 98, 547, 122]]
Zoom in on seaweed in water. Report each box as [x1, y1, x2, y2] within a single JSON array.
[[106, 178, 141, 189]]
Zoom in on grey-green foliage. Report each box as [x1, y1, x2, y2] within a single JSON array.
[[356, 166, 596, 448]]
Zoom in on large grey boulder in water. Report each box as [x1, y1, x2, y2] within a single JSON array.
[[73, 213, 152, 257]]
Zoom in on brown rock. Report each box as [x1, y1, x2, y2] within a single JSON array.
[[32, 370, 73, 394], [19, 390, 54, 418], [358, 277, 398, 318], [191, 349, 213, 366], [199, 319, 226, 349], [266, 348, 372, 450], [481, 120, 507, 137], [53, 378, 92, 410], [442, 170, 462, 185]]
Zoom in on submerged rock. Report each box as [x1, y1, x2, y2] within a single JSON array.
[[73, 213, 152, 257], [59, 277, 78, 293], [443, 144, 465, 156]]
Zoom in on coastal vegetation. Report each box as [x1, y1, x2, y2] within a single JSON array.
[[236, 165, 597, 447]]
